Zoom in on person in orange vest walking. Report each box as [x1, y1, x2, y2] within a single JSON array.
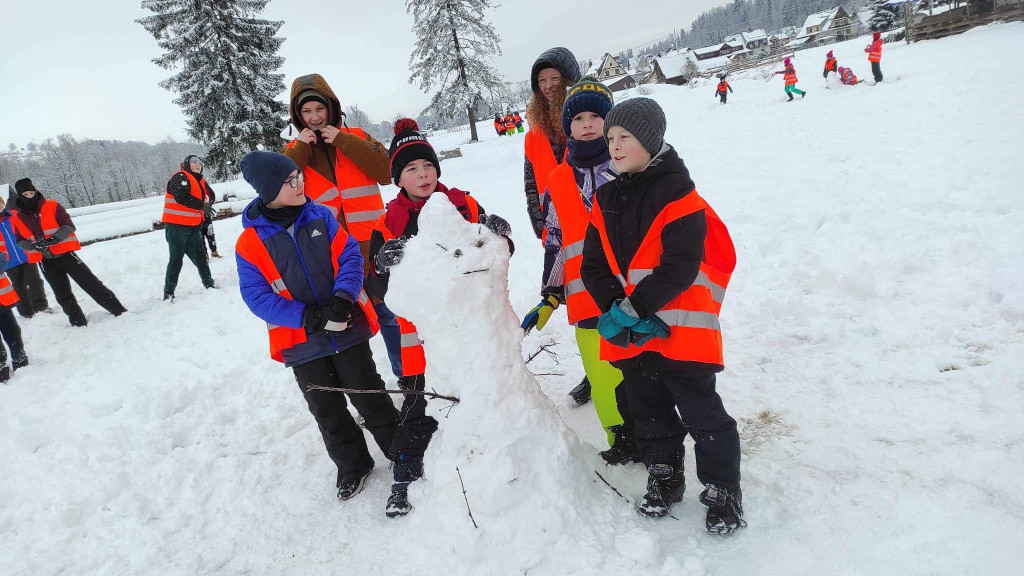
[[504, 112, 517, 136], [524, 47, 582, 243], [521, 78, 639, 465], [580, 98, 744, 534], [513, 110, 524, 133], [162, 155, 216, 300], [10, 178, 126, 327], [235, 150, 400, 505], [281, 74, 389, 266], [367, 119, 513, 517], [0, 226, 29, 382], [774, 57, 806, 101], [865, 31, 884, 83], [714, 74, 734, 104], [0, 189, 49, 318]]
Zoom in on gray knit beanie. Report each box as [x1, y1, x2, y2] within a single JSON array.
[[602, 98, 667, 157]]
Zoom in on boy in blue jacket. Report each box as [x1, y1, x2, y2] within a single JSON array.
[[235, 151, 402, 506]]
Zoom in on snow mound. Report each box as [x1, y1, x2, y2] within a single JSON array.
[[387, 196, 640, 571]]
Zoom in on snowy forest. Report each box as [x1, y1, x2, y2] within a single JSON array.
[[0, 137, 204, 208]]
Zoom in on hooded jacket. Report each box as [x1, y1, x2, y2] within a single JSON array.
[[282, 74, 391, 188]]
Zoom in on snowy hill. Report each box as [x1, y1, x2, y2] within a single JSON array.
[[2, 23, 1023, 575]]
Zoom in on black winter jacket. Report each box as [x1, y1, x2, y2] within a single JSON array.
[[580, 145, 706, 320]]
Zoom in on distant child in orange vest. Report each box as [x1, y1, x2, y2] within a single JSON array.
[[0, 234, 29, 382], [823, 50, 838, 81], [504, 113, 517, 136], [494, 113, 505, 136], [714, 74, 734, 104], [580, 98, 744, 535], [838, 66, 862, 86], [367, 119, 512, 517], [11, 178, 126, 327], [865, 31, 883, 83], [775, 57, 806, 101], [514, 110, 524, 133], [235, 150, 401, 508]]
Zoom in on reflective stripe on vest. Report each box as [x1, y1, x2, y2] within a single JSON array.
[[547, 163, 601, 324], [784, 66, 798, 85], [6, 213, 43, 263], [0, 275, 19, 306], [397, 317, 426, 377], [589, 190, 736, 365], [869, 41, 882, 63], [287, 127, 385, 242], [235, 222, 379, 363], [29, 201, 81, 255], [161, 171, 205, 226]]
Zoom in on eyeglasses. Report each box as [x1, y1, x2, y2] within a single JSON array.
[[285, 173, 304, 189]]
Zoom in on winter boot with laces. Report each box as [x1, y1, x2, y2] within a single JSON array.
[[385, 483, 412, 518], [636, 461, 685, 518], [11, 350, 28, 372], [700, 484, 746, 535], [0, 366, 9, 383], [599, 425, 643, 466], [336, 468, 372, 501], [568, 376, 592, 406]]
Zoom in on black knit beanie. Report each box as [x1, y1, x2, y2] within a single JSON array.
[[388, 118, 440, 185]]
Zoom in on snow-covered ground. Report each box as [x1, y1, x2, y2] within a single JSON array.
[[2, 24, 1023, 575]]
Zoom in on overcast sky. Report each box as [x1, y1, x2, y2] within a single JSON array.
[[0, 0, 726, 147]]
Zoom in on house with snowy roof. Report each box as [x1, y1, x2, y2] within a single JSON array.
[[587, 53, 628, 81], [741, 28, 770, 56], [648, 50, 697, 85], [790, 7, 855, 48]]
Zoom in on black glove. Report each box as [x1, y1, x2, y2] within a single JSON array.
[[374, 237, 406, 276], [34, 237, 60, 250], [302, 304, 329, 334], [203, 203, 215, 219], [327, 295, 353, 323], [481, 213, 511, 237]]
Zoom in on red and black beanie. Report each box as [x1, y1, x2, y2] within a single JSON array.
[[388, 118, 440, 185]]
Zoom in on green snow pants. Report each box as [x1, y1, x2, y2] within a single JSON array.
[[164, 223, 214, 294], [785, 84, 805, 96], [576, 327, 627, 446]]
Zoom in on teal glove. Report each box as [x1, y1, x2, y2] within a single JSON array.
[[630, 315, 670, 345], [597, 299, 641, 347]]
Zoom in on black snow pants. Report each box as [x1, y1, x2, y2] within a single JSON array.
[[40, 252, 126, 326], [390, 374, 439, 482], [292, 341, 401, 485], [0, 308, 26, 367], [719, 92, 728, 104], [7, 263, 49, 317], [615, 353, 741, 489], [872, 61, 883, 82]]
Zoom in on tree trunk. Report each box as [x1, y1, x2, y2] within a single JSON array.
[[447, 2, 478, 142]]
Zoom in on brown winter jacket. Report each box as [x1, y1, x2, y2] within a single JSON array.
[[282, 73, 390, 277], [282, 74, 390, 188]]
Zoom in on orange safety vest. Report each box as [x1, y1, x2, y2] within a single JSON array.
[[286, 127, 386, 242], [525, 129, 566, 243], [4, 215, 42, 264], [784, 65, 798, 85], [10, 200, 81, 257], [842, 70, 857, 85], [825, 57, 837, 72], [0, 236, 20, 307], [868, 40, 882, 63], [235, 225, 379, 363], [717, 81, 729, 92], [372, 195, 480, 376], [505, 118, 516, 130], [589, 190, 736, 365], [547, 164, 602, 325], [161, 171, 205, 226]]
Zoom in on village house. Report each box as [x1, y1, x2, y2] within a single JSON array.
[[790, 7, 855, 48]]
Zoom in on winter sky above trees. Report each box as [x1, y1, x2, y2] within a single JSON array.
[[2, 0, 734, 146]]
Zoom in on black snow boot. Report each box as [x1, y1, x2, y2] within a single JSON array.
[[11, 351, 28, 372], [0, 366, 9, 383], [163, 292, 174, 301], [636, 461, 685, 518], [385, 483, 412, 518], [568, 376, 592, 406], [787, 93, 794, 102], [599, 425, 643, 465], [801, 91, 807, 99], [700, 484, 746, 535], [336, 468, 372, 501]]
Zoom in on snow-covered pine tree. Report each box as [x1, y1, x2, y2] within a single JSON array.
[[136, 0, 287, 179], [406, 0, 505, 142], [868, 0, 900, 31]]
